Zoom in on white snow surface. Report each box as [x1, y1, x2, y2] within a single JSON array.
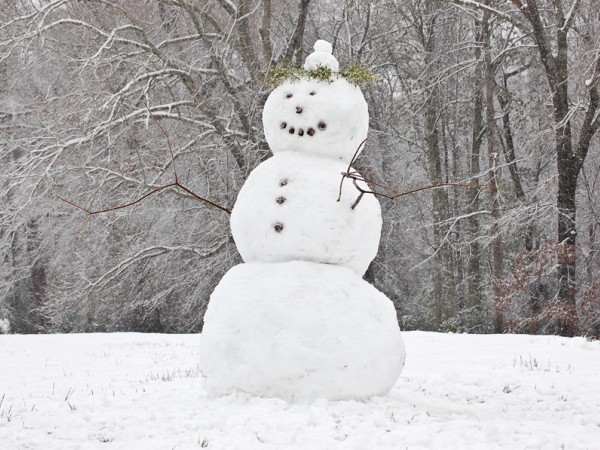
[[304, 40, 339, 72], [230, 152, 382, 275], [2, 332, 599, 449], [313, 40, 333, 54], [262, 77, 368, 164], [200, 261, 405, 401]]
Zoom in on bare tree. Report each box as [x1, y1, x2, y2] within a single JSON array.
[[0, 0, 315, 332], [452, 0, 600, 335], [1, 0, 598, 335]]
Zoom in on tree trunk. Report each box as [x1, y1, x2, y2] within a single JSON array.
[[466, 24, 485, 330], [498, 71, 526, 201], [482, 9, 504, 333], [556, 146, 579, 336], [422, 11, 450, 329], [510, 0, 599, 336], [427, 103, 445, 328]]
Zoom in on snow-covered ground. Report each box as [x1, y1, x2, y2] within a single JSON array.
[[1, 332, 599, 449]]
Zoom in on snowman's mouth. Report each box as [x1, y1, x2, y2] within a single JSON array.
[[280, 121, 327, 137]]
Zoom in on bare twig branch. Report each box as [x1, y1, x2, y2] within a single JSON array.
[[56, 182, 178, 217], [337, 136, 488, 209], [337, 137, 368, 202], [147, 104, 178, 184], [57, 108, 231, 221]]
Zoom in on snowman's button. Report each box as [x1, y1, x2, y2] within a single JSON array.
[[307, 127, 315, 136], [274, 223, 284, 232], [276, 196, 286, 204], [298, 129, 304, 136], [279, 179, 288, 186]]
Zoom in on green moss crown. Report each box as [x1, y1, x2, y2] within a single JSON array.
[[265, 63, 376, 87]]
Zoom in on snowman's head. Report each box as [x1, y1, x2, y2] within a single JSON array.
[[262, 40, 369, 165]]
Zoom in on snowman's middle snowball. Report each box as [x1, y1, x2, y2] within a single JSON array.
[[230, 152, 382, 276]]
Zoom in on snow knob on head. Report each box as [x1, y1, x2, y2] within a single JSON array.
[[262, 40, 369, 165], [303, 39, 338, 72]]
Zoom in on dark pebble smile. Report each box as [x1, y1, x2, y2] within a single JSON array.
[[280, 121, 326, 137]]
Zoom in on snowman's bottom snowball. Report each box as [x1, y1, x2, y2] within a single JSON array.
[[200, 261, 405, 401]]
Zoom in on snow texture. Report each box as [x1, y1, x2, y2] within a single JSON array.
[[230, 152, 382, 275], [262, 77, 368, 164], [216, 40, 388, 402], [1, 332, 599, 449], [304, 39, 339, 72], [0, 318, 9, 334], [200, 261, 405, 401]]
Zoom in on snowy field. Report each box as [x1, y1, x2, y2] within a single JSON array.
[[1, 332, 599, 449]]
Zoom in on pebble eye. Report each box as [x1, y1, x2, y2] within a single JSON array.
[[309, 91, 316, 96], [285, 93, 293, 99], [318, 121, 327, 130]]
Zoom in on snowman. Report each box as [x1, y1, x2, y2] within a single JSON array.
[[200, 40, 405, 401]]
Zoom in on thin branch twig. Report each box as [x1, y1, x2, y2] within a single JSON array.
[[337, 138, 488, 209], [57, 107, 231, 223], [337, 137, 368, 202], [148, 104, 178, 184]]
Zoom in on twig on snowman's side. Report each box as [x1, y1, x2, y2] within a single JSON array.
[[344, 168, 489, 209], [386, 182, 488, 199], [337, 137, 368, 203], [56, 182, 177, 216], [350, 179, 366, 210], [145, 105, 230, 213], [57, 106, 231, 225], [337, 137, 488, 209]]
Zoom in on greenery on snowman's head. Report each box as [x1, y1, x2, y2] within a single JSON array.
[[265, 62, 377, 87], [341, 65, 378, 86]]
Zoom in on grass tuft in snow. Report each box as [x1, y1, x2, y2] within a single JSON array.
[[145, 366, 200, 382]]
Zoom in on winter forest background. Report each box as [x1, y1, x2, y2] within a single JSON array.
[[1, 0, 599, 337]]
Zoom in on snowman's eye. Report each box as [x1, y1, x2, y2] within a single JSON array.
[[285, 93, 293, 99], [309, 91, 316, 96]]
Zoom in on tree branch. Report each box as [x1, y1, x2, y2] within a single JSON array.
[[57, 108, 231, 220], [283, 0, 312, 65]]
